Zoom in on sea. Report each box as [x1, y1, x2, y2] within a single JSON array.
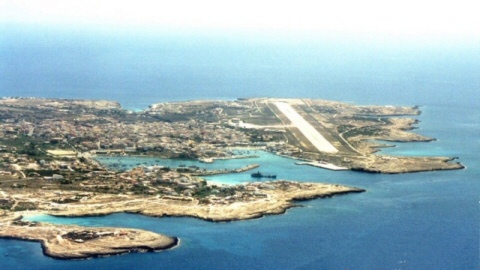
[[0, 27, 479, 269]]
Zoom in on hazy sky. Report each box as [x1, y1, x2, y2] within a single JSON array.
[[1, 0, 479, 43]]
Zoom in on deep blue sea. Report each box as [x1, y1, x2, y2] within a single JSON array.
[[1, 28, 479, 269]]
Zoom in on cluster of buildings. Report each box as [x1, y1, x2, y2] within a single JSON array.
[[0, 98, 303, 162], [77, 165, 202, 196], [0, 149, 103, 180], [0, 98, 307, 202], [84, 119, 252, 158], [0, 110, 253, 159]]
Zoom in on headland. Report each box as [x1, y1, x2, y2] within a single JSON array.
[[0, 96, 463, 259], [0, 213, 178, 259]]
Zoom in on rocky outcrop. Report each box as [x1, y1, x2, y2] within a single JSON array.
[[41, 182, 365, 222], [350, 156, 464, 174], [0, 221, 178, 260]]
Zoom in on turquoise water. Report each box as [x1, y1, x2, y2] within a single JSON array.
[[1, 28, 479, 269], [96, 151, 340, 185], [12, 104, 480, 269]]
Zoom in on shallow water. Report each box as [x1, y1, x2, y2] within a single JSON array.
[[1, 29, 479, 269], [17, 103, 480, 269]]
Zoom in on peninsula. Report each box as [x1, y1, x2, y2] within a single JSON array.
[[0, 97, 462, 259], [0, 214, 178, 259], [0, 181, 363, 259]]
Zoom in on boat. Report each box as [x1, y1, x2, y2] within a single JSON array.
[[251, 171, 276, 179]]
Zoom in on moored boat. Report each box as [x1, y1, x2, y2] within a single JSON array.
[[251, 171, 276, 179]]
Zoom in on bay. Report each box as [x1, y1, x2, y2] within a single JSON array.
[[0, 29, 479, 269]]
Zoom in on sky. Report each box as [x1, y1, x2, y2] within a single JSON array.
[[1, 0, 479, 44]]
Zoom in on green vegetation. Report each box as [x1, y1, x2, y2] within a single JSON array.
[[193, 185, 213, 198], [130, 184, 150, 195], [12, 201, 37, 211], [343, 126, 384, 138], [0, 200, 14, 210]]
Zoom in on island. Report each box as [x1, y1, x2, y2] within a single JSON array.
[[0, 97, 462, 259]]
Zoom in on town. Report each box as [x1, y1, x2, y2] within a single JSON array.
[[0, 96, 463, 259], [0, 97, 463, 202]]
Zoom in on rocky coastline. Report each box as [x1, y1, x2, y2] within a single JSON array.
[[0, 97, 462, 260], [0, 182, 364, 259], [350, 156, 464, 174], [39, 182, 365, 222], [0, 220, 178, 260]]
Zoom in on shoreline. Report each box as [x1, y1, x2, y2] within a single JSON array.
[[0, 221, 179, 260], [94, 149, 464, 175], [34, 182, 365, 222], [0, 97, 464, 175], [22, 185, 365, 223], [0, 181, 364, 259]]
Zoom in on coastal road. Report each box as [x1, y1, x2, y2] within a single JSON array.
[[274, 102, 338, 153]]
